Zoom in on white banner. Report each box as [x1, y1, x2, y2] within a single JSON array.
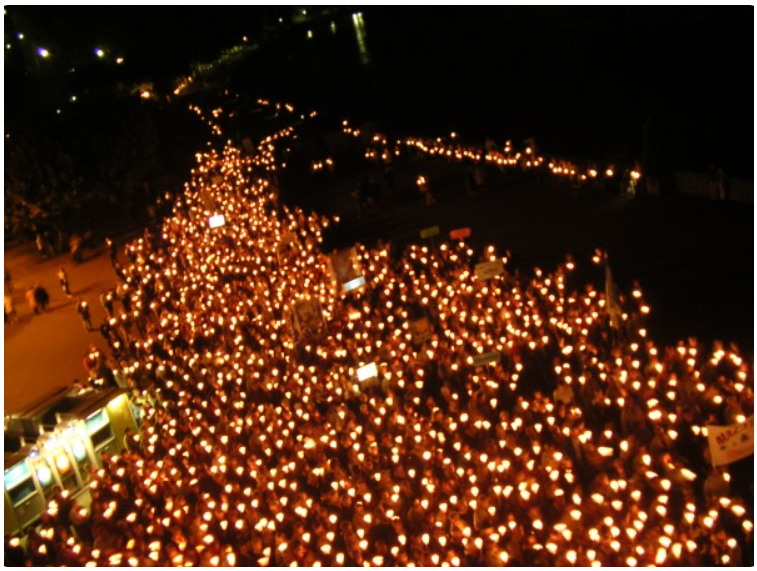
[[707, 415, 754, 466]]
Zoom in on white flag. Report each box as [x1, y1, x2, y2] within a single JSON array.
[[707, 415, 754, 466]]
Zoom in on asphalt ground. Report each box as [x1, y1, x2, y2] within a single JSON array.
[[281, 153, 753, 354], [3, 233, 134, 415], [4, 120, 752, 416]]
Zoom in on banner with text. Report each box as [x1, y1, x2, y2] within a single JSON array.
[[707, 415, 754, 466]]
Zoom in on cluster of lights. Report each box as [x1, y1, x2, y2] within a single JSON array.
[[13, 100, 752, 568], [311, 157, 334, 172]]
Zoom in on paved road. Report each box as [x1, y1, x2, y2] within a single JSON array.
[[282, 156, 754, 353], [4, 240, 124, 415], [4, 148, 752, 417]]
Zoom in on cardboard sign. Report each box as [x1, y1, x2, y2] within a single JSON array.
[[292, 299, 325, 339], [450, 228, 472, 240], [475, 260, 505, 280], [471, 351, 501, 367], [331, 248, 361, 284], [410, 317, 433, 344], [420, 226, 440, 239], [208, 214, 226, 228], [707, 416, 754, 466], [200, 190, 216, 211], [277, 232, 299, 266]]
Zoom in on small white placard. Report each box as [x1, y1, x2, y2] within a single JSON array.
[[356, 362, 378, 382], [209, 214, 226, 228]]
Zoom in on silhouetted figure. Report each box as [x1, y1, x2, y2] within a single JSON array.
[[106, 237, 118, 266], [70, 234, 83, 264], [57, 267, 72, 297], [33, 285, 50, 313], [76, 299, 92, 331]]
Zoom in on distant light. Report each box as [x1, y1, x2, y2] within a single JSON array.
[[302, 9, 307, 15], [37, 47, 50, 58], [16, 32, 23, 40], [330, 21, 337, 34], [70, 95, 77, 102], [116, 57, 124, 64], [56, 109, 61, 115], [242, 36, 248, 42], [95, 47, 105, 58], [279, 17, 283, 23], [307, 30, 313, 39], [5, 44, 10, 50], [140, 90, 152, 100]]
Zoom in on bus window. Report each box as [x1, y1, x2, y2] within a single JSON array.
[[4, 462, 37, 507], [85, 409, 114, 450]]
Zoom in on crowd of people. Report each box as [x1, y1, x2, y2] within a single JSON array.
[[7, 107, 754, 567]]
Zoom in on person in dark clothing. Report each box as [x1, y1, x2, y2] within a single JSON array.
[[113, 262, 127, 283], [100, 291, 115, 317], [76, 299, 92, 331], [70, 234, 83, 264], [33, 285, 50, 312], [106, 237, 118, 266]]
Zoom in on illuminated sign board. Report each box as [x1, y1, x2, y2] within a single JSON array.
[[356, 363, 378, 382], [209, 214, 226, 228], [343, 276, 366, 293]]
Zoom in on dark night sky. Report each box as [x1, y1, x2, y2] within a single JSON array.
[[5, 6, 754, 176]]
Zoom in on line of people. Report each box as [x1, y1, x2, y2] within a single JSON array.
[[8, 135, 753, 567]]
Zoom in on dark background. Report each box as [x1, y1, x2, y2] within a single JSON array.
[[5, 6, 754, 177]]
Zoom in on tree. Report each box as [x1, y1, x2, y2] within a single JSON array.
[[5, 95, 160, 243]]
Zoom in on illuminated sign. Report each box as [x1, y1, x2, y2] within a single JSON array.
[[55, 454, 71, 474], [4, 462, 31, 489], [36, 465, 53, 486], [356, 363, 378, 382], [71, 439, 87, 462], [85, 410, 109, 434], [343, 276, 366, 293], [209, 214, 226, 228]]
